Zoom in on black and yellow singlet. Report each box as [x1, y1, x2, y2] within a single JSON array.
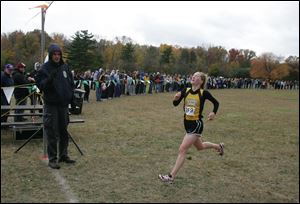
[[183, 88, 203, 120], [173, 88, 219, 121]]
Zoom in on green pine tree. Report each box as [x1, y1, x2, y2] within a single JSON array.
[[66, 30, 96, 71]]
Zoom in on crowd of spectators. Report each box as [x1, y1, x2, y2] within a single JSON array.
[[72, 68, 299, 102]]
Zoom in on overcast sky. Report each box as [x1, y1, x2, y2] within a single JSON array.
[[1, 1, 299, 57]]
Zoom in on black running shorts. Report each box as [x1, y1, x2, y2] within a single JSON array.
[[184, 119, 203, 136]]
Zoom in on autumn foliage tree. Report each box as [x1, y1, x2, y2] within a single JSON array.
[[1, 29, 298, 80], [1, 29, 51, 70], [285, 56, 299, 80], [250, 52, 279, 79], [270, 63, 290, 80], [159, 44, 174, 73]]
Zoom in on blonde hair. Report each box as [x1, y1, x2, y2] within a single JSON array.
[[194, 72, 208, 89]]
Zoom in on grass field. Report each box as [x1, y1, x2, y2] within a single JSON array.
[[1, 89, 299, 203]]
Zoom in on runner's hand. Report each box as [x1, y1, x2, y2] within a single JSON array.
[[174, 92, 181, 101], [207, 112, 216, 121]]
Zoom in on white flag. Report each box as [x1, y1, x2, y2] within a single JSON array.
[[2, 87, 15, 103]]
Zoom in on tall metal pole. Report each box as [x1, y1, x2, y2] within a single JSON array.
[[41, 8, 45, 64], [41, 8, 47, 158]]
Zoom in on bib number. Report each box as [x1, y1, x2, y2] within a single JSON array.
[[185, 107, 195, 116]]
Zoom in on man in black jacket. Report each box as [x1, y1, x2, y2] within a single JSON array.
[[12, 62, 35, 122], [36, 43, 76, 169], [1, 64, 14, 123]]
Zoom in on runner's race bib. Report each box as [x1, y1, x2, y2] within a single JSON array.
[[185, 107, 195, 116]]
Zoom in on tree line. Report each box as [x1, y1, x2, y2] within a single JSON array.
[[1, 29, 298, 80]]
